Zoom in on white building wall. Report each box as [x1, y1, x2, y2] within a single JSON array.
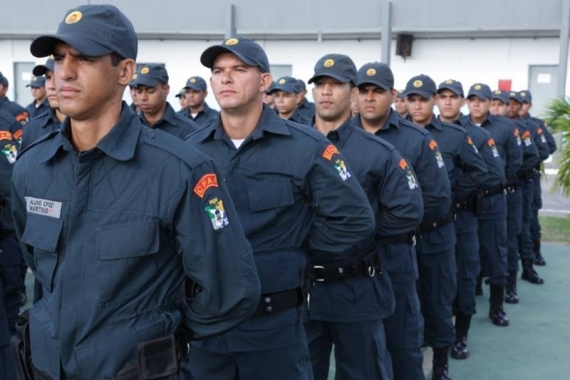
[[0, 37, 566, 111]]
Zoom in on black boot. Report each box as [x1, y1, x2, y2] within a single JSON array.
[[521, 259, 544, 284], [432, 346, 453, 380], [505, 271, 519, 304], [489, 284, 509, 327], [451, 313, 471, 360], [475, 272, 483, 296], [533, 240, 546, 266]]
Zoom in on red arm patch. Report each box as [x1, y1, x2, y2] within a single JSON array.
[[429, 140, 438, 150], [0, 131, 12, 141], [399, 158, 408, 170], [322, 144, 339, 161], [194, 173, 219, 198]]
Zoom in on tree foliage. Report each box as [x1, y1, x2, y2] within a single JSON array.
[[544, 98, 570, 196]]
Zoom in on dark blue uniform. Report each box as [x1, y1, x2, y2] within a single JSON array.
[[305, 119, 423, 380], [297, 97, 316, 121], [11, 103, 261, 379], [419, 117, 487, 349], [21, 108, 63, 150], [181, 102, 219, 127], [25, 99, 50, 120], [0, 97, 27, 147], [358, 109, 450, 380], [288, 108, 311, 125], [0, 110, 18, 379], [186, 106, 374, 380], [141, 102, 200, 139]]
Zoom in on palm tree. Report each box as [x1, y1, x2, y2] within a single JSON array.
[[544, 98, 570, 196]]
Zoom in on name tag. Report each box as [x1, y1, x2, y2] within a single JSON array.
[[25, 197, 62, 219]]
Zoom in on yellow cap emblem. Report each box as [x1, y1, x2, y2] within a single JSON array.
[[324, 59, 335, 68], [32, 76, 38, 81], [413, 80, 423, 88], [225, 38, 239, 46], [521, 92, 526, 96], [278, 79, 286, 84], [445, 79, 454, 84], [494, 90, 501, 94], [190, 78, 196, 83], [474, 84, 482, 90], [366, 68, 376, 76], [510, 92, 516, 96], [65, 11, 82, 24], [141, 67, 150, 75], [132, 74, 137, 80]]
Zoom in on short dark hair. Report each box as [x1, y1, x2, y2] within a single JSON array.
[[110, 52, 124, 67]]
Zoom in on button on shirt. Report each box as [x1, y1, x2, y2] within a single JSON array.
[[140, 102, 199, 139], [355, 110, 451, 224], [186, 105, 374, 352], [21, 108, 62, 150], [11, 103, 260, 379]]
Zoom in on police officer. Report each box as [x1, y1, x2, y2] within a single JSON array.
[[506, 92, 545, 288], [306, 56, 423, 380], [394, 90, 408, 119], [186, 37, 375, 380], [519, 90, 557, 266], [133, 64, 199, 139], [13, 5, 261, 379], [296, 79, 316, 120], [0, 72, 28, 145], [263, 81, 276, 109], [269, 76, 310, 124], [25, 76, 50, 119], [21, 57, 66, 152], [181, 76, 219, 126], [405, 74, 488, 380], [354, 65, 450, 380], [463, 84, 513, 328]]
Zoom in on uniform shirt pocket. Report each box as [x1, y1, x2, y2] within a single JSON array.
[[21, 214, 63, 294], [95, 220, 160, 304]]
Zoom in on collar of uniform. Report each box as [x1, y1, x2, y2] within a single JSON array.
[[469, 112, 492, 127], [140, 102, 177, 129], [427, 116, 444, 131], [325, 117, 354, 144], [40, 102, 140, 163], [384, 109, 401, 130]]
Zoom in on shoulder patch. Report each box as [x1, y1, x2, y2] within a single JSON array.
[[0, 131, 12, 141], [194, 173, 219, 198], [322, 144, 340, 161], [429, 139, 438, 150], [399, 158, 408, 170]]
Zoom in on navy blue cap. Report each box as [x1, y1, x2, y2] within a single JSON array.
[[308, 54, 357, 85], [437, 79, 464, 97], [26, 76, 45, 88], [296, 79, 307, 92], [200, 37, 270, 73], [519, 90, 532, 103], [509, 91, 523, 103], [270, 76, 300, 94], [404, 74, 437, 99], [356, 62, 394, 90], [32, 57, 55, 76], [175, 88, 186, 98], [491, 90, 509, 104], [30, 4, 137, 60], [132, 64, 168, 87], [467, 83, 492, 100], [0, 72, 8, 87], [396, 89, 405, 99], [184, 76, 207, 91]]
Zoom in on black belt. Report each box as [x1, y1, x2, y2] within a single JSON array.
[[307, 251, 381, 283], [504, 182, 518, 193], [419, 212, 455, 233], [381, 231, 416, 246], [481, 184, 506, 197], [253, 287, 304, 317]]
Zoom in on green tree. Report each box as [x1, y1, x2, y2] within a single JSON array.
[[544, 98, 570, 196]]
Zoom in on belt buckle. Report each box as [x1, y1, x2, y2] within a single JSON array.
[[313, 266, 325, 282], [367, 266, 376, 277], [411, 234, 417, 246]]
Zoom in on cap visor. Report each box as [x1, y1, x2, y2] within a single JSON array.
[[270, 84, 297, 94], [32, 65, 50, 76], [133, 77, 161, 88], [184, 84, 205, 91], [403, 90, 433, 99], [437, 85, 462, 96], [308, 72, 352, 85], [356, 79, 391, 90], [467, 92, 489, 100], [30, 34, 112, 58]]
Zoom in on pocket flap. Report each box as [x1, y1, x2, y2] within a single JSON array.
[[248, 180, 294, 212], [21, 214, 63, 252], [97, 221, 159, 260]]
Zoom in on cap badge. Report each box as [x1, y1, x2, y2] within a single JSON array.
[[65, 11, 82, 24], [510, 92, 516, 96], [225, 38, 239, 46], [278, 78, 286, 84], [32, 76, 38, 81], [141, 67, 150, 75], [445, 79, 454, 84], [131, 74, 137, 80], [494, 90, 501, 94], [413, 80, 423, 88], [474, 84, 482, 90], [366, 68, 376, 76], [324, 59, 335, 68], [190, 78, 197, 83], [521, 92, 526, 96]]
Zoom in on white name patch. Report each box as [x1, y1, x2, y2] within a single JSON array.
[[25, 197, 62, 219]]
